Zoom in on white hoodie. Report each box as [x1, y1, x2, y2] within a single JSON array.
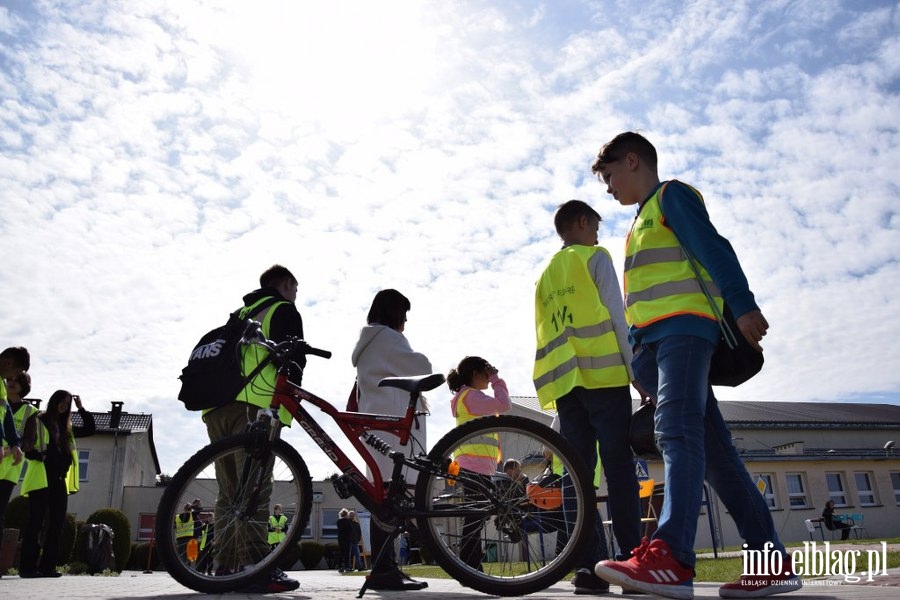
[[351, 324, 433, 483]]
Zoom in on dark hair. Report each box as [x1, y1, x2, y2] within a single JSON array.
[[591, 131, 658, 176], [13, 371, 31, 398], [366, 289, 411, 331], [259, 264, 297, 290], [447, 356, 491, 392], [554, 200, 601, 236], [1, 346, 30, 372], [45, 389, 75, 453]]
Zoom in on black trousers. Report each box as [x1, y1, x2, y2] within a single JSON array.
[[21, 476, 68, 574]]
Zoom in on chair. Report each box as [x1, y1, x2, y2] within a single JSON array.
[[848, 513, 866, 539], [804, 518, 825, 541], [639, 479, 658, 536]]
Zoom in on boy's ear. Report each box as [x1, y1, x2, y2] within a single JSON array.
[[624, 151, 640, 171]]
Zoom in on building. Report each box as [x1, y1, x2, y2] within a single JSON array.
[[26, 399, 900, 551], [511, 397, 900, 548]]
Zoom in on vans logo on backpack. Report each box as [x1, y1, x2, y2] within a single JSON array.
[[190, 339, 226, 361], [177, 297, 285, 411]]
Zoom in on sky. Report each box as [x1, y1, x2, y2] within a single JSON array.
[[1, 0, 899, 481]]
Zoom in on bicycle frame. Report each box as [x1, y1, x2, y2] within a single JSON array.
[[266, 367, 428, 514]]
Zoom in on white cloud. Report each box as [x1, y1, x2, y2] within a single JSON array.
[[0, 0, 897, 479]]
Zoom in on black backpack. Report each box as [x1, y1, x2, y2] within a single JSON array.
[[178, 297, 281, 411]]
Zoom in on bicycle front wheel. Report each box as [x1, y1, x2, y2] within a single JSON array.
[[155, 433, 312, 594], [415, 415, 594, 596]]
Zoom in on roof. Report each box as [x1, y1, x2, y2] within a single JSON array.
[[512, 397, 900, 429], [72, 411, 161, 474]]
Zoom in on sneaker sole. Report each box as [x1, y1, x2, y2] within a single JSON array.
[[594, 563, 693, 600], [718, 577, 803, 599]]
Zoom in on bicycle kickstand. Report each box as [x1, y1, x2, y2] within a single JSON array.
[[356, 524, 405, 599]]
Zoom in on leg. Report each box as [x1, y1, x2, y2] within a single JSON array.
[[646, 336, 714, 568], [459, 475, 489, 570], [589, 386, 642, 559], [0, 480, 14, 531], [556, 391, 607, 569], [20, 488, 49, 575], [702, 390, 787, 555], [37, 478, 68, 574]]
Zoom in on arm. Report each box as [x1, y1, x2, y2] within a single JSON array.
[[459, 375, 512, 416], [3, 406, 23, 465], [73, 399, 96, 438], [661, 182, 768, 350], [590, 248, 635, 381]]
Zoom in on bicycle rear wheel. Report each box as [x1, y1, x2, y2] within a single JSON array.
[[156, 433, 312, 594], [414, 415, 594, 596]]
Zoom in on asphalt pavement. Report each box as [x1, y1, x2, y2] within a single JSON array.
[[2, 568, 899, 600]]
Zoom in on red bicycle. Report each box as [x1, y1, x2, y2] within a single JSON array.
[[156, 320, 594, 596]]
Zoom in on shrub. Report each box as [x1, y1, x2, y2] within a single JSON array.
[[277, 540, 302, 570], [84, 508, 132, 572], [298, 540, 325, 570], [58, 512, 78, 565], [127, 542, 160, 571]]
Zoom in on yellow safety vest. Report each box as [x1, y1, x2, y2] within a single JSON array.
[[534, 245, 629, 409], [624, 182, 722, 328], [268, 514, 287, 545], [20, 414, 80, 496], [0, 403, 38, 483], [202, 297, 291, 425], [237, 298, 292, 425], [175, 513, 194, 539], [454, 389, 501, 465]]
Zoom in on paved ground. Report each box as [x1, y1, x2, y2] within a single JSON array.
[[1, 568, 899, 600]]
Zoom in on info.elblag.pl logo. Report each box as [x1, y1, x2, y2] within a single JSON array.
[[742, 541, 890, 584]]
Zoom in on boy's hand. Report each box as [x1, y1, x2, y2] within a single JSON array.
[[737, 310, 769, 352]]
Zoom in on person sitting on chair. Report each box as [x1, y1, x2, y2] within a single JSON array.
[[822, 500, 851, 540]]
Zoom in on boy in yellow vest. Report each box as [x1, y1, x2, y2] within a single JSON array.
[[533, 201, 642, 595], [591, 132, 798, 599]]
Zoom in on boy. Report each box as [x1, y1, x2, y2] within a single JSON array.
[[533, 201, 642, 595], [591, 132, 799, 599]]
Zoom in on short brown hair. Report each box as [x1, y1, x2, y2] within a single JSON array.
[[591, 131, 658, 176], [554, 200, 601, 237], [259, 265, 297, 289]]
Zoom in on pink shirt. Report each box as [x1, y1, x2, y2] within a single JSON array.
[[450, 375, 512, 474]]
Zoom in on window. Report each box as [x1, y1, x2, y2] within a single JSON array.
[[138, 513, 156, 541], [78, 449, 90, 481], [825, 472, 847, 506], [891, 472, 900, 506], [754, 473, 777, 509], [785, 473, 809, 508], [321, 508, 340, 539], [854, 472, 877, 506]]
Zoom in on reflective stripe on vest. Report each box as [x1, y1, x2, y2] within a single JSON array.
[[533, 245, 629, 409], [20, 415, 79, 496], [624, 182, 723, 328], [453, 389, 501, 464], [237, 297, 292, 425]]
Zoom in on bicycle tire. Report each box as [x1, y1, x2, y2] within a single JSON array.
[[414, 415, 594, 596], [156, 433, 312, 594]]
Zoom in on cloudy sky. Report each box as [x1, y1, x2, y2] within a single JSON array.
[[2, 0, 898, 480]]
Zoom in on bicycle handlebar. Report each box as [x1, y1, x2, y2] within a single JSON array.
[[240, 319, 332, 361]]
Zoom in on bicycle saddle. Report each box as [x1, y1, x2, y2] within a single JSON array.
[[378, 373, 445, 393]]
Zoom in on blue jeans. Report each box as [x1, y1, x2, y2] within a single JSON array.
[[633, 336, 786, 567], [557, 386, 641, 566]]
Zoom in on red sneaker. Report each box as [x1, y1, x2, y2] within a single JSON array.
[[594, 538, 694, 600], [718, 570, 802, 598]]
